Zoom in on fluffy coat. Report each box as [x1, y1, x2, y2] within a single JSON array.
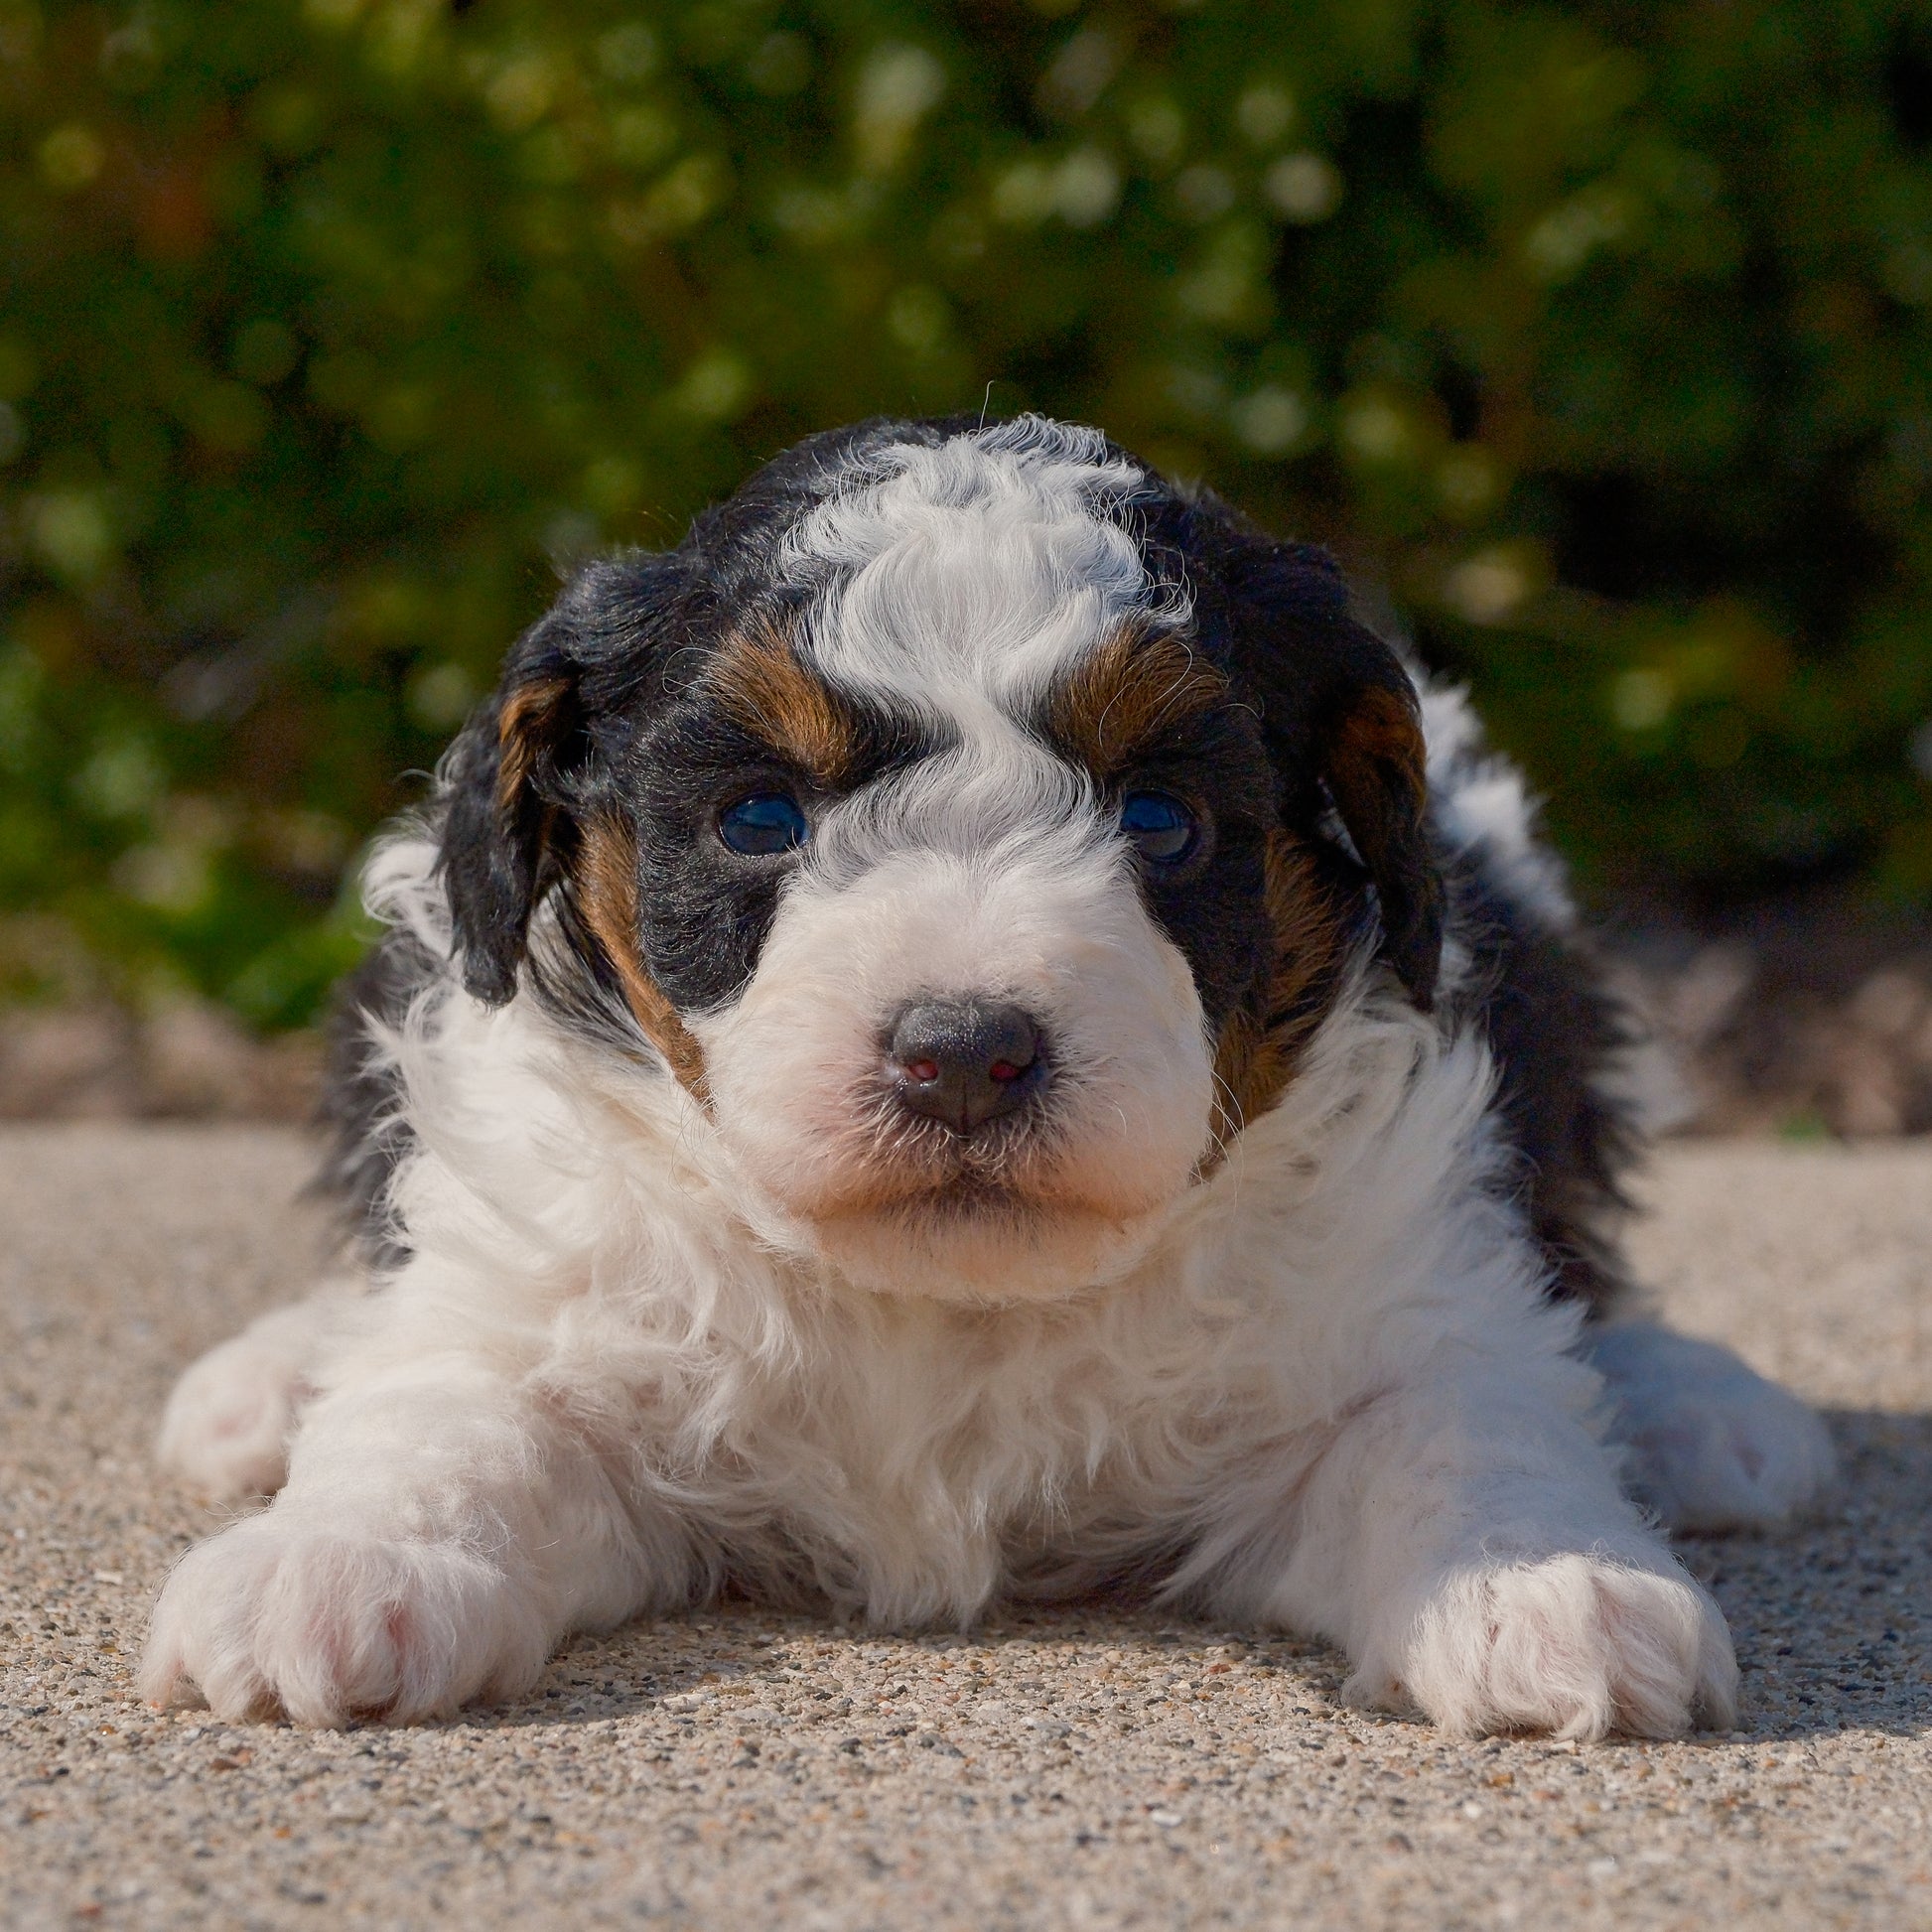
[[143, 416, 1834, 1736]]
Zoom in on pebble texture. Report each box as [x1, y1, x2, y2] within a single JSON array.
[[2, 1125, 1930, 1930]]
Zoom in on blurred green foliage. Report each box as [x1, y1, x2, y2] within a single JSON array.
[[4, 0, 1932, 1028]]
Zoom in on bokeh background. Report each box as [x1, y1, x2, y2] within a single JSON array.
[[5, 0, 1932, 1128]]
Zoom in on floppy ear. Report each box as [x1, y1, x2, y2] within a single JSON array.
[[1310, 633, 1444, 1009], [437, 618, 585, 1007], [1207, 518, 1445, 1010], [436, 550, 695, 1005]]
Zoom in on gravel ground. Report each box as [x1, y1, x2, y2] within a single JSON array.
[[3, 1126, 1930, 1931]]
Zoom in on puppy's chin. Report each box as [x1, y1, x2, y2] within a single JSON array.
[[797, 1186, 1176, 1303]]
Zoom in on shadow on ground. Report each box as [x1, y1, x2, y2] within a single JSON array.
[[435, 1406, 1932, 1748], [1676, 1409, 1932, 1740]]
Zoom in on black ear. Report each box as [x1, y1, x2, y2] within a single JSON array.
[[437, 617, 584, 1006], [1204, 512, 1445, 1009], [436, 550, 697, 1005], [1312, 639, 1444, 1009]]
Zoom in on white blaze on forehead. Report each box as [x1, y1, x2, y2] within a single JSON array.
[[783, 416, 1183, 725], [807, 734, 1097, 889]]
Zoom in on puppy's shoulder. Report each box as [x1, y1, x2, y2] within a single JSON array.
[[1421, 681, 1641, 1313]]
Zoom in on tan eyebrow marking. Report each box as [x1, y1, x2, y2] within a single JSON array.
[[1046, 620, 1229, 777], [574, 810, 710, 1102], [707, 620, 862, 786]]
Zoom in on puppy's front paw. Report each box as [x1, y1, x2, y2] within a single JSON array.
[[1589, 1323, 1837, 1533], [141, 1512, 551, 1726], [156, 1293, 365, 1500], [1348, 1554, 1738, 1740], [157, 1333, 310, 1499]]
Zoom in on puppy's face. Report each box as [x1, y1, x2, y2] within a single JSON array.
[[440, 419, 1441, 1300]]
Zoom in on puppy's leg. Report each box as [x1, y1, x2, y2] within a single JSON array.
[[1586, 1319, 1837, 1533], [157, 1286, 368, 1499], [1214, 1344, 1738, 1740], [142, 1352, 689, 1726]]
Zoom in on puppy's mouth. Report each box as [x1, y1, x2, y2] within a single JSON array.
[[716, 1059, 1203, 1299], [710, 1050, 1204, 1296], [788, 1131, 1175, 1302], [799, 1092, 1064, 1221], [894, 1173, 1039, 1219]]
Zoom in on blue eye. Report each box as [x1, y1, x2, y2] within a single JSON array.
[[718, 792, 810, 857], [1120, 790, 1198, 866]]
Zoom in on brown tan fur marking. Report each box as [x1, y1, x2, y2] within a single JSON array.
[[495, 676, 572, 811], [1203, 831, 1347, 1166], [1323, 682, 1429, 818], [574, 812, 710, 1099], [1319, 678, 1442, 1006], [708, 621, 862, 787], [1047, 621, 1228, 779]]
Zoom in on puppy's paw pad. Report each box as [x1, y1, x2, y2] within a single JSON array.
[[140, 1515, 547, 1726], [1391, 1554, 1737, 1740]]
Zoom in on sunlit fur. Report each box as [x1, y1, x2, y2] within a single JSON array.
[[143, 415, 1831, 1738]]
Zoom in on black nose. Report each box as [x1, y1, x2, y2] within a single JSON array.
[[888, 1001, 1045, 1134]]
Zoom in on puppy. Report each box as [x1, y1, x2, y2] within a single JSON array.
[[143, 415, 1835, 1736]]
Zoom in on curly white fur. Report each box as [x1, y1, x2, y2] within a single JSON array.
[[143, 420, 1814, 1735], [147, 835, 1746, 1735]]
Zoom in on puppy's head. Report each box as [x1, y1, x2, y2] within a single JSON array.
[[437, 417, 1441, 1299]]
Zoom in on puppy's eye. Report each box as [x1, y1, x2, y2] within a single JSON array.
[[1120, 790, 1197, 866], [718, 791, 810, 857]]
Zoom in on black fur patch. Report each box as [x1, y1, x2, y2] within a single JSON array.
[[1039, 660, 1281, 1037], [618, 670, 926, 1016], [1444, 854, 1639, 1313], [1157, 488, 1444, 1007]]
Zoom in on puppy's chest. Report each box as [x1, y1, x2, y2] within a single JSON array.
[[699, 1303, 1284, 1547]]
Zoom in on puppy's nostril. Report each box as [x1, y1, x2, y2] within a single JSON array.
[[889, 1000, 1046, 1134]]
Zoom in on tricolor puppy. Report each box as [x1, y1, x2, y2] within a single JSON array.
[[144, 416, 1835, 1736]]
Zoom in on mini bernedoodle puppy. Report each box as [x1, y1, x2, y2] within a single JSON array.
[[144, 415, 1837, 1737]]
